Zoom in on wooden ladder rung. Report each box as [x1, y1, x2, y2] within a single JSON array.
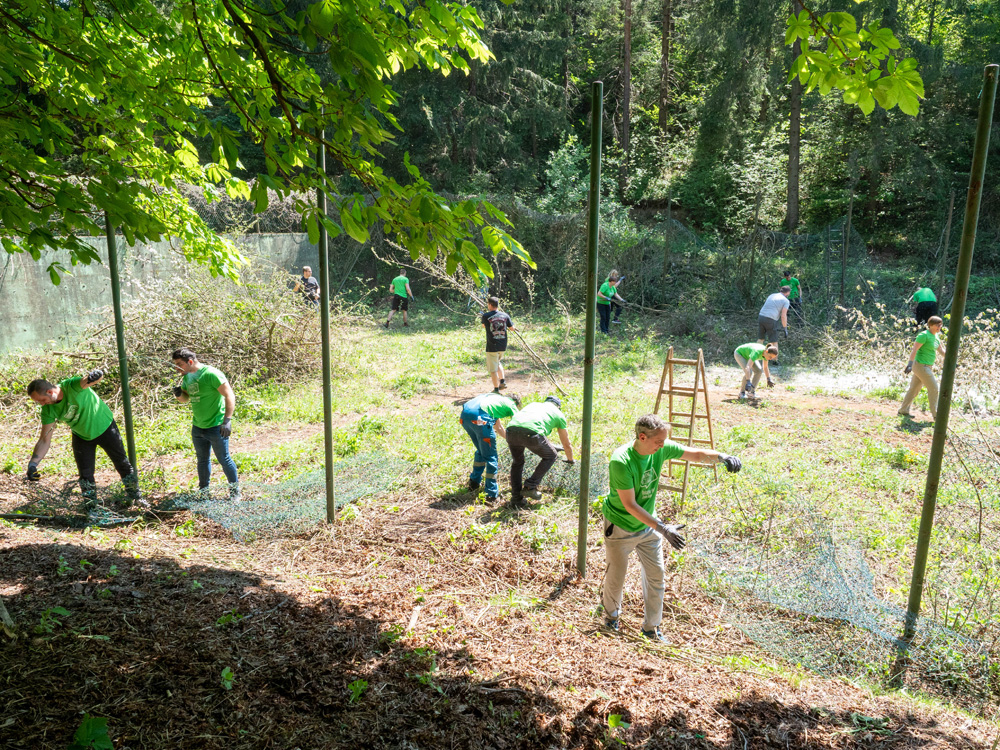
[[689, 438, 714, 445], [686, 461, 717, 468], [659, 484, 684, 492], [668, 358, 699, 366], [662, 387, 695, 396], [668, 422, 693, 430]]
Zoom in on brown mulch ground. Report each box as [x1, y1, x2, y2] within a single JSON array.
[[2, 484, 997, 749]]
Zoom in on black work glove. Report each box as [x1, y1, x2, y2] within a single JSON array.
[[86, 368, 103, 384], [782, 327, 789, 339], [745, 382, 756, 395], [766, 378, 775, 389], [26, 463, 40, 481], [173, 386, 184, 398], [219, 418, 232, 438], [720, 454, 742, 473], [904, 361, 913, 375], [656, 522, 686, 550]]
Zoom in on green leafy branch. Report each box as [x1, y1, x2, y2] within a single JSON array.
[[786, 4, 925, 116]]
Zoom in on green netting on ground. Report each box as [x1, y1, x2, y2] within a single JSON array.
[[168, 452, 412, 540], [494, 443, 609, 498], [694, 511, 995, 703]]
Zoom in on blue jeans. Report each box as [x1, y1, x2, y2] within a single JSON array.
[[192, 425, 239, 489], [461, 405, 499, 497]]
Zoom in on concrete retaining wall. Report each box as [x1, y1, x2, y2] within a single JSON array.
[[0, 234, 317, 353]]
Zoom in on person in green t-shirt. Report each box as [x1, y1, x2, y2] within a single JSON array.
[[26, 370, 141, 509], [733, 342, 779, 399], [602, 413, 742, 642], [910, 286, 939, 325], [597, 272, 625, 335], [171, 348, 241, 501], [782, 269, 802, 321], [460, 392, 521, 501], [385, 268, 414, 328], [606, 268, 626, 325], [899, 316, 946, 421], [505, 396, 574, 509]]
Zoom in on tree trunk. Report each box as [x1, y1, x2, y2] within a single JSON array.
[[658, 0, 672, 135], [939, 188, 955, 298], [786, 0, 802, 233], [622, 0, 632, 171], [927, 0, 936, 44]]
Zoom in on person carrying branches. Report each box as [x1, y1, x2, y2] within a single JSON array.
[[898, 315, 946, 421], [782, 269, 802, 322], [597, 272, 626, 335], [460, 392, 520, 502], [734, 342, 779, 399], [26, 370, 141, 509], [385, 268, 414, 328], [602, 414, 742, 642]]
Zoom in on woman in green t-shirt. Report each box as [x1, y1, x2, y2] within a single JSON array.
[[733, 343, 778, 399], [899, 316, 946, 421]]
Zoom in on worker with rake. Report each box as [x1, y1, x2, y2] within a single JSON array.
[[26, 370, 142, 509], [898, 315, 946, 422], [505, 395, 574, 509], [460, 392, 521, 502], [734, 342, 779, 400], [602, 414, 742, 642]]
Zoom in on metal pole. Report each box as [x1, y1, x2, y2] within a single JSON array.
[[316, 128, 337, 523], [105, 213, 137, 469], [902, 63, 997, 644], [577, 81, 603, 577]]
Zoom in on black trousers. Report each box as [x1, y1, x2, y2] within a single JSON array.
[[598, 303, 611, 334], [72, 420, 134, 487], [611, 301, 623, 321], [506, 426, 558, 496], [915, 301, 938, 325]]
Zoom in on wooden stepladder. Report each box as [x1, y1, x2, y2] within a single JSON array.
[[653, 347, 718, 509]]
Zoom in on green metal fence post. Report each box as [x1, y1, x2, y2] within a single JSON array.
[[105, 213, 137, 470], [902, 63, 998, 645], [577, 81, 603, 577], [316, 128, 337, 524]]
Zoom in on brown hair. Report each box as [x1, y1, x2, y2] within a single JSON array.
[[635, 413, 667, 439]]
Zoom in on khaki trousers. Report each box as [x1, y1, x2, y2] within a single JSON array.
[[601, 522, 665, 631], [899, 362, 938, 419]]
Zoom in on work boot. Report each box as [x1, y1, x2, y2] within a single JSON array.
[[641, 626, 668, 644], [80, 480, 98, 510], [509, 495, 528, 510], [468, 480, 481, 492], [524, 487, 542, 501], [383, 321, 390, 328], [498, 380, 507, 390], [229, 482, 242, 503]]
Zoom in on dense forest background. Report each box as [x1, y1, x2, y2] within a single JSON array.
[[185, 0, 1000, 314]]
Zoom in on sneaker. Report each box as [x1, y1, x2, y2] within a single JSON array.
[[524, 487, 542, 501], [738, 391, 746, 401], [229, 483, 242, 502], [897, 411, 913, 418], [384, 321, 390, 328], [641, 626, 668, 644], [604, 617, 620, 633], [498, 381, 507, 390], [468, 480, 481, 492], [509, 495, 528, 510], [493, 387, 501, 394], [612, 319, 622, 324]]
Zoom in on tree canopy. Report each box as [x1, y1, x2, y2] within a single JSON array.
[[0, 0, 530, 283]]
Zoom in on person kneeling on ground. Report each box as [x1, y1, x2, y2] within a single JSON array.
[[734, 342, 779, 399], [26, 370, 142, 509], [171, 348, 241, 501], [898, 315, 946, 422], [505, 395, 574, 509], [460, 392, 521, 502], [602, 413, 742, 642]]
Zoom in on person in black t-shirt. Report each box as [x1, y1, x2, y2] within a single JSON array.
[[293, 266, 320, 307], [481, 297, 514, 393]]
